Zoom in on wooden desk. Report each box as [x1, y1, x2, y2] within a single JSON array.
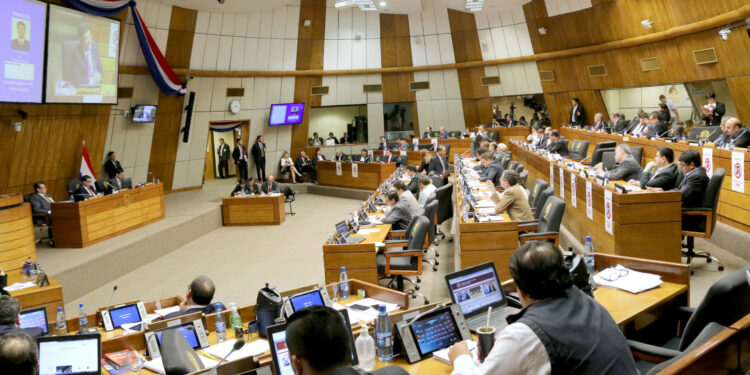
[[372, 150, 426, 166], [7, 272, 64, 320], [221, 195, 285, 226], [317, 161, 397, 190], [0, 194, 36, 272], [322, 224, 391, 284], [509, 141, 683, 262], [50, 183, 165, 248], [559, 127, 750, 233]]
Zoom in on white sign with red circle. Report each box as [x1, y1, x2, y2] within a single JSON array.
[[352, 163, 358, 178], [604, 189, 613, 235], [586, 181, 593, 220], [703, 147, 713, 178], [336, 162, 342, 176], [559, 167, 565, 199], [549, 163, 555, 189], [731, 151, 745, 193], [570, 172, 577, 208]]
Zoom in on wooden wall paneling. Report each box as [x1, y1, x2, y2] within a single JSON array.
[[727, 76, 750, 124], [448, 9, 489, 128], [380, 14, 416, 104], [544, 90, 607, 128]]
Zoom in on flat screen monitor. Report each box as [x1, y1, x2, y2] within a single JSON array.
[[269, 103, 305, 126], [132, 104, 157, 123], [289, 290, 325, 312], [45, 4, 120, 104], [335, 220, 348, 238], [408, 308, 462, 357], [445, 262, 506, 318], [154, 323, 201, 349], [108, 303, 143, 329], [0, 0, 47, 103], [19, 306, 48, 334], [37, 334, 101, 375]]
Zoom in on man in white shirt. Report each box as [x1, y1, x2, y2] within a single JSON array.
[[659, 95, 679, 124], [416, 176, 436, 209], [449, 242, 638, 375]]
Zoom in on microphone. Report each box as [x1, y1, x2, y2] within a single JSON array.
[[657, 128, 671, 138], [207, 339, 246, 372], [703, 127, 721, 142], [106, 285, 118, 311]]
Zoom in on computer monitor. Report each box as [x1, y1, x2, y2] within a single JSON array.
[[334, 220, 349, 238], [37, 333, 101, 375], [289, 290, 325, 312], [408, 307, 463, 358], [445, 262, 507, 319], [19, 306, 48, 335], [155, 322, 202, 349]]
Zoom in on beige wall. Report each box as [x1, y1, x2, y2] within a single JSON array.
[[309, 105, 367, 142]]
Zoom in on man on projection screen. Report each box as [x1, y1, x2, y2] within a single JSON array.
[[63, 23, 102, 87]]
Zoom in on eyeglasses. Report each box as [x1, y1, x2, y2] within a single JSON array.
[[598, 267, 629, 282]]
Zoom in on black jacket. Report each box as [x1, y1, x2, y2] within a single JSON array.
[[231, 184, 259, 196], [261, 181, 280, 194], [295, 156, 312, 170], [730, 130, 750, 148], [428, 155, 449, 176], [547, 140, 568, 155], [482, 161, 505, 187], [232, 145, 248, 164], [570, 104, 586, 124], [312, 154, 327, 167], [217, 143, 230, 161], [340, 135, 352, 144], [612, 118, 628, 133], [334, 154, 345, 162], [251, 142, 266, 160], [0, 325, 44, 339], [675, 167, 709, 208], [407, 178, 419, 195], [639, 163, 679, 190], [702, 101, 726, 126], [75, 184, 98, 202], [104, 159, 123, 179]]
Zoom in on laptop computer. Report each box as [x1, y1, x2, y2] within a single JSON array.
[[335, 220, 365, 244], [37, 333, 101, 375], [445, 262, 519, 332], [19, 307, 49, 335]]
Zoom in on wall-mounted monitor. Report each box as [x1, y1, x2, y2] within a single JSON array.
[[132, 104, 156, 123], [269, 103, 305, 126], [45, 4, 120, 104], [0, 0, 47, 103]]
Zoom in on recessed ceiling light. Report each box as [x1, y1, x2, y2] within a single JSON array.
[[379, 1, 386, 6]]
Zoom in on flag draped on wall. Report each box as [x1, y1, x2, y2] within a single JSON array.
[[66, 0, 185, 96], [80, 141, 97, 182], [209, 121, 244, 133]]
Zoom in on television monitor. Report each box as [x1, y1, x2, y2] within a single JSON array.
[[0, 0, 47, 103], [132, 104, 157, 123], [45, 4, 120, 104], [269, 103, 305, 126]]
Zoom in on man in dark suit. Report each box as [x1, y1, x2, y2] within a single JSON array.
[[701, 92, 725, 126], [339, 132, 352, 144], [592, 113, 607, 131], [630, 146, 678, 190], [405, 165, 420, 194], [108, 171, 127, 193], [504, 114, 516, 127], [479, 153, 504, 187], [334, 151, 345, 162], [251, 136, 267, 180], [233, 140, 249, 181], [11, 21, 29, 51], [380, 149, 396, 164], [725, 117, 750, 148], [0, 296, 44, 338], [231, 179, 256, 196], [610, 113, 628, 134], [643, 112, 667, 138], [216, 138, 230, 179], [652, 150, 709, 230], [261, 175, 280, 194], [604, 144, 642, 182], [62, 24, 103, 87], [356, 149, 370, 163], [422, 126, 433, 139], [75, 175, 100, 202], [311, 148, 326, 169], [326, 132, 339, 145], [295, 151, 316, 182], [162, 276, 225, 320], [626, 113, 648, 136], [570, 97, 585, 125], [429, 145, 450, 183], [29, 181, 54, 247], [377, 136, 388, 151], [104, 151, 123, 179], [545, 130, 568, 155]]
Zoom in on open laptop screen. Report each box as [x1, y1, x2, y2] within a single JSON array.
[[19, 307, 48, 334], [335, 221, 348, 237], [38, 334, 100, 375], [446, 262, 506, 317]]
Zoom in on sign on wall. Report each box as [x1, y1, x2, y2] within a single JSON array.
[[352, 163, 358, 178]]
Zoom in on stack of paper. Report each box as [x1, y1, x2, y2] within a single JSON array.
[[202, 339, 270, 362], [334, 298, 401, 324], [594, 265, 662, 294], [3, 282, 36, 292], [474, 200, 495, 208], [356, 228, 379, 235]]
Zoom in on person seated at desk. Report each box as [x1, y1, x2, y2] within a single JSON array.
[[339, 132, 352, 144], [438, 127, 449, 139], [261, 175, 280, 194], [327, 132, 339, 145], [418, 149, 432, 175], [489, 170, 533, 221], [504, 114, 517, 127], [545, 130, 568, 155], [286, 306, 407, 375], [374, 190, 411, 230], [610, 112, 628, 134], [108, 171, 129, 192], [651, 150, 709, 216], [0, 296, 44, 338], [334, 151, 345, 162], [629, 146, 678, 190], [0, 332, 38, 375], [356, 149, 370, 163], [642, 112, 667, 138], [596, 144, 642, 182], [479, 153, 504, 187], [380, 149, 397, 164], [405, 165, 420, 194], [391, 181, 420, 217], [422, 126, 433, 139], [296, 151, 317, 183], [281, 151, 304, 184], [162, 276, 225, 319], [309, 132, 324, 147], [657, 103, 671, 125], [231, 179, 256, 196], [448, 242, 638, 375], [312, 148, 327, 167], [625, 112, 648, 136], [592, 113, 607, 131], [397, 138, 411, 151], [377, 136, 388, 151], [473, 147, 489, 179], [723, 117, 750, 148], [75, 175, 101, 202], [29, 181, 55, 247], [417, 176, 436, 208]]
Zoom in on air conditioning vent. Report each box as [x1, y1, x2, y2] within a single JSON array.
[[409, 81, 430, 91], [539, 71, 555, 82], [481, 76, 501, 86], [311, 86, 330, 96], [226, 88, 245, 97], [363, 84, 382, 93], [640, 57, 661, 72], [587, 65, 607, 77], [693, 48, 718, 65]]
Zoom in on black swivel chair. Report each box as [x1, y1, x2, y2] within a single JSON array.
[[422, 200, 440, 270], [487, 130, 499, 141], [601, 151, 616, 170], [507, 161, 520, 173], [518, 170, 529, 188], [682, 168, 725, 274], [518, 186, 555, 234], [429, 175, 444, 188], [95, 181, 112, 194], [667, 125, 684, 140], [588, 141, 617, 166], [378, 216, 430, 304], [567, 140, 590, 160], [434, 183, 453, 241], [518, 196, 565, 246], [631, 146, 643, 165], [281, 186, 296, 215], [527, 179, 549, 212], [513, 163, 524, 174], [448, 131, 461, 138], [629, 264, 750, 374], [122, 177, 133, 189], [66, 178, 81, 200]]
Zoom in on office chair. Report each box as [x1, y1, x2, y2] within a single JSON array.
[[587, 141, 617, 166], [527, 179, 549, 211], [434, 183, 453, 241], [630, 146, 643, 165], [518, 186, 555, 234], [682, 168, 725, 274], [629, 264, 750, 374], [513, 163, 524, 174], [66, 178, 81, 200], [601, 150, 616, 170], [430, 131, 440, 137], [501, 153, 512, 169], [667, 125, 684, 140], [518, 170, 529, 188], [687, 126, 722, 142], [429, 175, 444, 188], [422, 200, 440, 271], [448, 131, 461, 138], [95, 181, 110, 194], [507, 161, 520, 173], [281, 186, 296, 215], [22, 193, 51, 245], [566, 140, 590, 160], [493, 152, 504, 163], [378, 216, 430, 304], [488, 130, 499, 141], [519, 196, 565, 246], [122, 177, 133, 189]]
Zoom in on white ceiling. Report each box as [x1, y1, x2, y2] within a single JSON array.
[[151, 0, 529, 14]]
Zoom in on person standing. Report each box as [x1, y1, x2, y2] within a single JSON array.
[[232, 140, 249, 181], [659, 95, 679, 124], [216, 138, 230, 179], [701, 92, 725, 126], [570, 97, 585, 125], [104, 151, 123, 179], [251, 135, 267, 180]]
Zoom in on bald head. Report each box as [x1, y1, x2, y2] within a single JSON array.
[[189, 276, 216, 306], [0, 333, 37, 375], [725, 117, 742, 136]]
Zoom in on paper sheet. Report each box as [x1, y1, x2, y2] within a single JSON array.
[[343, 298, 401, 324], [474, 200, 495, 208], [432, 340, 477, 364], [593, 265, 662, 294], [477, 216, 504, 222], [154, 306, 180, 317], [144, 355, 218, 374], [356, 229, 379, 235], [3, 282, 36, 292], [202, 338, 270, 362]]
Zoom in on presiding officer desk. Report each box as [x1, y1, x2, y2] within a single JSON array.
[[559, 127, 750, 233], [51, 182, 166, 248], [317, 160, 397, 190], [508, 139, 683, 262], [222, 194, 285, 226]]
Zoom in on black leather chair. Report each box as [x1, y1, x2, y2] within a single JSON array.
[[95, 181, 111, 194], [513, 163, 524, 174], [122, 177, 133, 189], [429, 175, 444, 188], [430, 131, 440, 137], [422, 200, 440, 270], [379, 216, 429, 304], [434, 183, 453, 240], [682, 168, 725, 274], [667, 125, 684, 140], [518, 170, 529, 188], [527, 179, 549, 211], [601, 150, 616, 170], [23, 193, 51, 245], [518, 196, 565, 246], [687, 126, 723, 142], [507, 160, 520, 172], [631, 146, 643, 165], [500, 154, 511, 169], [629, 264, 750, 374], [588, 141, 617, 166], [567, 140, 590, 160], [487, 130, 499, 141], [66, 178, 81, 200], [518, 186, 554, 234], [448, 131, 461, 138], [281, 186, 296, 215]]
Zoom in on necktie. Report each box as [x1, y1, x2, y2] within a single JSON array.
[[87, 187, 93, 196]]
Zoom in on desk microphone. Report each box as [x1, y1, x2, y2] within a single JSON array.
[[205, 339, 245, 373], [106, 285, 118, 311], [657, 129, 671, 139]]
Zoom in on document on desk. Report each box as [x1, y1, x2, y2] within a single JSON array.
[[594, 265, 662, 294], [474, 200, 495, 208], [477, 215, 504, 222], [144, 355, 218, 374], [433, 340, 477, 364], [476, 207, 496, 215], [154, 306, 181, 317], [356, 228, 380, 235], [202, 338, 270, 362], [3, 282, 36, 292], [335, 298, 400, 324], [621, 185, 642, 192]]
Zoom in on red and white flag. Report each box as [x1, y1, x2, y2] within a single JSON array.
[[79, 141, 97, 182]]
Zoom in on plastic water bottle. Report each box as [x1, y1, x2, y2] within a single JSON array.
[[375, 305, 393, 361], [78, 303, 88, 330], [214, 304, 226, 342], [228, 302, 242, 330], [339, 267, 350, 299], [583, 236, 597, 290], [56, 307, 67, 336], [355, 321, 376, 370]]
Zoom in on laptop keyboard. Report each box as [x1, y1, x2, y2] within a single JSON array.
[[466, 310, 509, 331]]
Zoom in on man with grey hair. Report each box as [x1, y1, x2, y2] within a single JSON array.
[[497, 143, 507, 153], [0, 296, 44, 338], [602, 144, 642, 181], [592, 113, 607, 131], [610, 113, 628, 133], [162, 276, 225, 319], [0, 332, 38, 374], [724, 117, 750, 148]]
